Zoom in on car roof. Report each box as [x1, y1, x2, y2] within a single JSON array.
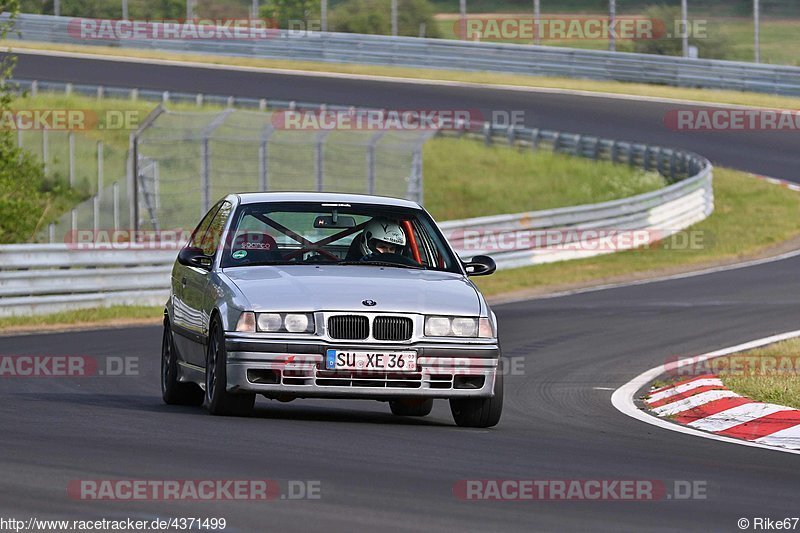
[[234, 192, 422, 209]]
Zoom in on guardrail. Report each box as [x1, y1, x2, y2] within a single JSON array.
[[0, 245, 175, 317], [0, 120, 713, 317], [6, 13, 800, 96], [438, 123, 713, 268]]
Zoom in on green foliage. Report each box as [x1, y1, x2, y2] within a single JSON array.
[[424, 0, 797, 17], [260, 0, 321, 27], [632, 5, 731, 59], [330, 0, 441, 38], [20, 0, 185, 18], [0, 0, 85, 243]]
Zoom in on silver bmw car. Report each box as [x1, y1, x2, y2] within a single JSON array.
[[161, 192, 503, 427]]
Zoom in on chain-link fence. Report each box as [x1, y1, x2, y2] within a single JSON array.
[[15, 124, 129, 216], [42, 107, 432, 242]]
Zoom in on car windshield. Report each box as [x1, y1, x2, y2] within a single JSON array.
[[220, 201, 461, 273]]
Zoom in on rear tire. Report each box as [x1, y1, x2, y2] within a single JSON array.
[[205, 319, 255, 417], [449, 368, 503, 428], [161, 321, 204, 406], [389, 398, 433, 417]]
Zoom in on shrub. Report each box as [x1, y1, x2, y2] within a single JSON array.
[[330, 0, 440, 38], [632, 5, 730, 60]]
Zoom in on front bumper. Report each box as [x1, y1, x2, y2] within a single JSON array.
[[224, 335, 500, 399]]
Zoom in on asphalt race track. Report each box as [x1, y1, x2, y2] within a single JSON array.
[[6, 51, 800, 182], [2, 51, 800, 531]]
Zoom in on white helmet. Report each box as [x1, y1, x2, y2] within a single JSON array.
[[359, 218, 406, 256]]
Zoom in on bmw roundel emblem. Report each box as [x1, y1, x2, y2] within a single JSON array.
[[362, 299, 377, 307]]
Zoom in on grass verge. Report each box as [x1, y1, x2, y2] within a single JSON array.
[[719, 339, 800, 409], [473, 167, 800, 297], [423, 137, 665, 221], [0, 306, 163, 334], [5, 41, 800, 111]]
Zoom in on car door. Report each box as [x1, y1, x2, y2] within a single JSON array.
[[172, 202, 223, 367], [185, 200, 233, 367]]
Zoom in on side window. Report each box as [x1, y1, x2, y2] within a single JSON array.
[[200, 201, 233, 257], [189, 204, 222, 250]]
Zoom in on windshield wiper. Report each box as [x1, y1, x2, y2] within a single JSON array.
[[225, 260, 297, 267], [337, 260, 424, 270]]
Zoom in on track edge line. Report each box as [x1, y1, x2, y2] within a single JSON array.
[[611, 330, 800, 456]]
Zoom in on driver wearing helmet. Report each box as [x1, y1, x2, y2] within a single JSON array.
[[359, 218, 406, 257]]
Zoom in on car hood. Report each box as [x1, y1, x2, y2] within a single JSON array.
[[223, 265, 482, 315]]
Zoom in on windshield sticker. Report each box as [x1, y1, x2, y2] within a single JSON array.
[[232, 250, 247, 259]]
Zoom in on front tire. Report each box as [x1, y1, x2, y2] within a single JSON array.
[[161, 321, 204, 406], [389, 398, 433, 417], [205, 319, 255, 416], [449, 368, 503, 428]]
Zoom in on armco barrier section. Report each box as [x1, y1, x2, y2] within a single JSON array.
[[437, 124, 713, 268], [6, 14, 800, 96], [0, 245, 175, 317]]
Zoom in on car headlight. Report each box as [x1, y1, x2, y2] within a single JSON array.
[[424, 316, 494, 338], [256, 312, 315, 333], [424, 316, 451, 337], [257, 313, 283, 332], [284, 313, 310, 333]]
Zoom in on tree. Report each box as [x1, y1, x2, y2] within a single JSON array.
[[632, 5, 730, 60], [19, 0, 185, 18], [0, 0, 74, 243], [330, 0, 440, 37], [260, 0, 321, 28]]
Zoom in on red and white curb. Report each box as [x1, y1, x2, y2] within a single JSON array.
[[612, 330, 800, 455], [644, 374, 800, 450], [753, 175, 800, 192]]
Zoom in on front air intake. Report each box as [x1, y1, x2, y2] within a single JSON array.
[[373, 316, 413, 341], [328, 315, 369, 340]]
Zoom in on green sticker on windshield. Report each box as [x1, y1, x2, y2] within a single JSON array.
[[232, 250, 247, 259]]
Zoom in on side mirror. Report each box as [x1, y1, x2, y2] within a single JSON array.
[[463, 255, 496, 276], [178, 247, 213, 270]]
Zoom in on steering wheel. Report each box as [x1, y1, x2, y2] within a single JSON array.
[[304, 253, 336, 263]]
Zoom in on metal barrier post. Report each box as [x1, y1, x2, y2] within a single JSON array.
[[42, 129, 48, 176], [97, 141, 103, 193], [113, 182, 120, 231], [68, 132, 75, 188], [93, 196, 99, 233]]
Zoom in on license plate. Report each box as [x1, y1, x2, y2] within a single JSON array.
[[325, 350, 417, 371]]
